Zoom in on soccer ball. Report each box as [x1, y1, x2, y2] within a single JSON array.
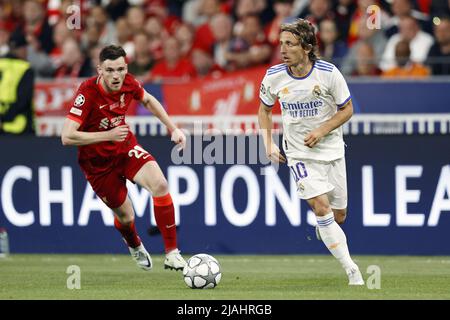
[[183, 254, 222, 289]]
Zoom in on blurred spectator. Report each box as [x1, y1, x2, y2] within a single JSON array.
[[82, 23, 101, 51], [25, 8, 57, 79], [1, 0, 444, 83], [333, 0, 357, 42], [319, 19, 348, 67], [47, 0, 64, 26], [302, 0, 334, 27], [183, 0, 205, 26], [115, 17, 134, 59], [144, 16, 169, 61], [351, 41, 382, 76], [104, 0, 130, 22], [266, 0, 295, 47], [266, 0, 295, 64], [191, 47, 224, 77], [49, 20, 72, 66], [385, 0, 431, 38], [292, 0, 310, 18], [183, 0, 223, 26], [426, 16, 450, 75], [257, 0, 275, 26], [232, 0, 249, 37], [233, 0, 272, 32], [86, 5, 118, 48], [226, 14, 272, 70], [192, 0, 224, 54], [234, 0, 269, 20], [341, 15, 387, 75], [128, 32, 155, 79], [382, 39, 430, 77], [18, 0, 55, 54], [47, 0, 90, 27], [0, 0, 23, 32], [415, 0, 432, 14], [53, 38, 92, 78], [380, 15, 434, 71], [430, 0, 450, 18], [88, 44, 102, 73], [347, 0, 389, 47], [174, 22, 196, 58], [149, 36, 196, 82], [0, 31, 35, 134], [143, 0, 182, 33], [126, 5, 146, 34], [0, 23, 10, 56], [210, 13, 234, 69]]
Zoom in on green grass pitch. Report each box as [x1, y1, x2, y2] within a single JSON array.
[[1, 254, 450, 299]]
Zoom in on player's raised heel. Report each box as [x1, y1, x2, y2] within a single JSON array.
[[129, 244, 153, 271], [164, 248, 186, 271], [346, 267, 364, 285]]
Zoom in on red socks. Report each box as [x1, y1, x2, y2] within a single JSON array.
[[153, 193, 177, 253], [114, 193, 178, 253], [114, 217, 141, 248]]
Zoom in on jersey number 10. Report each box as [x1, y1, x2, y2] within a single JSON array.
[[290, 162, 308, 183]]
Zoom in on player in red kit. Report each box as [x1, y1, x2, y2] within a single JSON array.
[[61, 45, 186, 271]]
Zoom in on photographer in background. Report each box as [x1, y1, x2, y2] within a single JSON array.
[[0, 31, 35, 135]]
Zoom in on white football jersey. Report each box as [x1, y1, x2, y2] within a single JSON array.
[[259, 60, 351, 164]]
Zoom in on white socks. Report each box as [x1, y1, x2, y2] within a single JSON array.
[[316, 212, 357, 271]]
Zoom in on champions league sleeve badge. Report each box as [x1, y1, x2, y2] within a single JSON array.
[[74, 94, 85, 107], [260, 83, 267, 95]]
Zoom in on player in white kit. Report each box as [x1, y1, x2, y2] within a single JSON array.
[[258, 19, 364, 285]]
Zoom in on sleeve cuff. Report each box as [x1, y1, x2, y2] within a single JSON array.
[[260, 98, 274, 108], [337, 96, 351, 108], [67, 114, 83, 124]]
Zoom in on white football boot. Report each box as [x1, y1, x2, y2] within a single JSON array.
[[164, 248, 186, 271], [346, 266, 365, 286], [129, 243, 153, 271]]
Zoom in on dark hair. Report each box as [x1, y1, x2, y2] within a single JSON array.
[[99, 45, 126, 62], [280, 19, 319, 62], [8, 30, 28, 50]]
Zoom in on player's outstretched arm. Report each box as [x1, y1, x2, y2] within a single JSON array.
[[304, 100, 353, 148], [258, 102, 286, 163], [141, 90, 186, 150], [61, 118, 129, 146]]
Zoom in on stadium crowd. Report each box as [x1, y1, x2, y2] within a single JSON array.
[[0, 0, 449, 81]]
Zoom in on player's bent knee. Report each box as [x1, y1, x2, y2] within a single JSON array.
[[115, 214, 135, 225], [312, 204, 333, 216], [113, 208, 135, 225], [335, 214, 346, 224], [309, 200, 332, 216], [152, 179, 169, 197], [111, 198, 135, 223], [333, 210, 347, 224]]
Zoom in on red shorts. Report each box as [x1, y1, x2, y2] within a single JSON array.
[[79, 139, 155, 209]]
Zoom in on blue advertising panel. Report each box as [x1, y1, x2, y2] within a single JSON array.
[[348, 80, 450, 114], [0, 135, 449, 255]]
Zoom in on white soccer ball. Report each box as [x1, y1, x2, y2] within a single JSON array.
[[183, 254, 222, 289]]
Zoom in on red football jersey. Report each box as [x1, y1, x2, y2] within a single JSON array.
[[66, 73, 145, 164]]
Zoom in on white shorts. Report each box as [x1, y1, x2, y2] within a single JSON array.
[[288, 157, 347, 209]]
